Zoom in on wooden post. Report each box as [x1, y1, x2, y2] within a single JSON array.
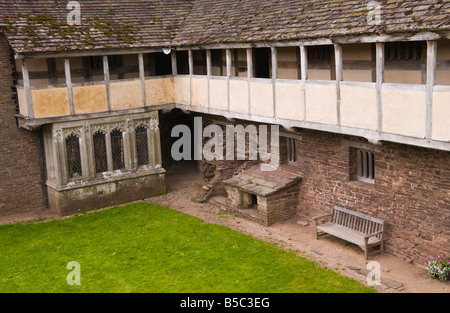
[[426, 41, 437, 139], [300, 46, 307, 123], [226, 49, 232, 78], [63, 58, 75, 115], [188, 50, 194, 75], [138, 53, 146, 107], [334, 44, 343, 126], [271, 47, 278, 118], [226, 49, 232, 112], [188, 50, 193, 106], [247, 48, 253, 79], [21, 59, 34, 119], [247, 48, 253, 115], [171, 50, 177, 75], [376, 42, 385, 132], [206, 49, 212, 77], [206, 49, 212, 109], [103, 55, 111, 111]]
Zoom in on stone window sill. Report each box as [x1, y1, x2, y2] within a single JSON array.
[[47, 167, 165, 192], [349, 179, 376, 190]]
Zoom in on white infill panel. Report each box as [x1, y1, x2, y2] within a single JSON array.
[[340, 84, 377, 130], [382, 86, 426, 138], [432, 90, 450, 141], [305, 82, 338, 125], [275, 81, 303, 121]]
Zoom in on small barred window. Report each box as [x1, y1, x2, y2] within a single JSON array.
[[385, 42, 422, 62], [65, 135, 82, 178], [287, 138, 298, 165], [307, 45, 332, 63], [357, 149, 375, 183]]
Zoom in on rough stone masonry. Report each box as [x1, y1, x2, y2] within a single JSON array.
[[0, 34, 44, 216]]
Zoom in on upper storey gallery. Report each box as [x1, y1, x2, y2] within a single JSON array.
[[1, 0, 450, 151]]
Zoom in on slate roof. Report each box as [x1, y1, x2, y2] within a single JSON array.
[[173, 0, 450, 46], [0, 0, 194, 54], [0, 0, 449, 54], [223, 165, 302, 197]]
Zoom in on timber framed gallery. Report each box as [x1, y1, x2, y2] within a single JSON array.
[[0, 0, 449, 264]]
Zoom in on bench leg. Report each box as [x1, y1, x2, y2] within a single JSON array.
[[364, 240, 369, 260], [315, 230, 328, 240], [314, 226, 321, 240]]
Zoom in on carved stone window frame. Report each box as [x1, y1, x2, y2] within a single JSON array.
[[45, 112, 161, 188], [53, 126, 87, 183]]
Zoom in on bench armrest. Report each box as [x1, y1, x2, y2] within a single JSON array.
[[364, 230, 384, 239], [312, 214, 332, 220], [312, 214, 332, 226]]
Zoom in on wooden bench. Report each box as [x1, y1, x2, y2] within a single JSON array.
[[313, 206, 385, 260]]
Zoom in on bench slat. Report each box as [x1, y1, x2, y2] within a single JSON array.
[[317, 223, 381, 246], [332, 209, 383, 234], [333, 206, 385, 224]]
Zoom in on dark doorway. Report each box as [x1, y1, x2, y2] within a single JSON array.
[[155, 52, 172, 76], [176, 51, 189, 75], [253, 48, 271, 79]]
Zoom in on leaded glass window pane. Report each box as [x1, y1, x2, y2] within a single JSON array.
[[111, 129, 125, 170], [66, 135, 82, 178], [93, 132, 108, 173], [136, 126, 149, 166]]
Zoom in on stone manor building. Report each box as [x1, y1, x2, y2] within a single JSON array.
[[0, 0, 449, 265]]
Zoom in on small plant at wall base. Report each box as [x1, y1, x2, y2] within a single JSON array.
[[426, 254, 450, 281]]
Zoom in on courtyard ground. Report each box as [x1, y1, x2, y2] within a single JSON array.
[[1, 161, 449, 293]]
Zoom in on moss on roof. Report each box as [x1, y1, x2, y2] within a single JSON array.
[[0, 0, 449, 54]]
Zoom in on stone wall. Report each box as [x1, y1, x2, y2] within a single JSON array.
[[297, 130, 450, 265], [224, 184, 299, 227], [199, 115, 272, 184], [258, 184, 299, 226], [193, 113, 449, 265], [43, 111, 166, 216], [0, 34, 44, 216]]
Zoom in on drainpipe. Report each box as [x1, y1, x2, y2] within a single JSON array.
[[37, 129, 48, 208]]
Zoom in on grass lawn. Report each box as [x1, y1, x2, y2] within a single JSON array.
[[0, 203, 375, 293]]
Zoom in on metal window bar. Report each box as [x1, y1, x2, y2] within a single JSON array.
[[287, 138, 297, 164], [363, 151, 368, 178], [93, 131, 108, 173], [111, 129, 125, 170], [385, 42, 421, 61], [287, 138, 291, 163], [293, 139, 298, 163], [357, 149, 375, 181], [135, 126, 149, 166], [65, 135, 82, 178], [368, 151, 374, 180]]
